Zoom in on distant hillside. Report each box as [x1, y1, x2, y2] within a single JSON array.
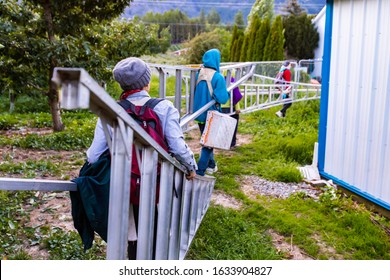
[[122, 0, 326, 25]]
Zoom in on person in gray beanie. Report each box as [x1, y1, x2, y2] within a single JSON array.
[[113, 57, 152, 91], [86, 57, 197, 259]]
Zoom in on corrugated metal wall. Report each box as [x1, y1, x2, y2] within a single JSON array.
[[322, 0, 390, 209]]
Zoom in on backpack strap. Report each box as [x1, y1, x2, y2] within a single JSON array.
[[143, 98, 165, 112], [196, 67, 216, 97], [118, 98, 165, 114]]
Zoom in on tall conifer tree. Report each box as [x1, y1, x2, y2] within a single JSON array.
[[246, 15, 261, 61], [253, 18, 271, 61], [263, 15, 285, 61]]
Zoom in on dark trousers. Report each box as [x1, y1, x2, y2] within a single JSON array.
[[196, 123, 215, 176], [280, 102, 292, 114], [221, 108, 239, 147]]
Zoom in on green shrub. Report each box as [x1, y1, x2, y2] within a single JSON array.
[[0, 94, 49, 114]]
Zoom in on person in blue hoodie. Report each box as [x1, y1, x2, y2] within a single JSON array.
[[193, 49, 229, 176]]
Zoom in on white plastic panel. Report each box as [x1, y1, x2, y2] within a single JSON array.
[[324, 0, 390, 206]]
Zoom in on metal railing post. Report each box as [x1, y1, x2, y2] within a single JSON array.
[[174, 69, 182, 112], [157, 67, 167, 99]]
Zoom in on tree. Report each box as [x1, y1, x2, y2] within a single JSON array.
[[232, 30, 244, 62], [229, 25, 239, 61], [199, 9, 206, 26], [1, 1, 170, 129], [282, 0, 306, 16], [142, 9, 192, 44], [246, 0, 274, 32], [253, 18, 271, 61], [0, 0, 131, 131], [263, 15, 285, 61], [234, 10, 245, 28], [282, 0, 319, 60], [0, 1, 45, 112], [228, 11, 245, 62], [246, 14, 261, 61], [239, 35, 249, 62], [207, 8, 221, 27], [283, 13, 319, 60], [229, 25, 245, 62], [186, 28, 231, 64]]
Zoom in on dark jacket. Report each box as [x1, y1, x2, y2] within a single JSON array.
[[70, 150, 110, 251]]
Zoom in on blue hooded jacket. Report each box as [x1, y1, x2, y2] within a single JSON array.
[[193, 49, 229, 123]]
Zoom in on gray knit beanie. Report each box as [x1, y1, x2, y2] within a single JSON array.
[[113, 57, 151, 91]]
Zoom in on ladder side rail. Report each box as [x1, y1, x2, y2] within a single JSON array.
[[168, 170, 185, 259], [155, 162, 175, 260], [137, 147, 159, 260], [106, 119, 132, 260], [178, 179, 193, 259]]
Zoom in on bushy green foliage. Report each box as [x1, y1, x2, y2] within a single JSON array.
[[229, 25, 240, 62], [245, 15, 261, 61], [253, 18, 271, 61], [1, 1, 170, 131], [43, 228, 105, 260], [246, 0, 274, 30], [239, 35, 249, 62], [0, 160, 61, 178], [142, 9, 201, 44], [0, 94, 50, 114], [263, 15, 285, 61], [0, 111, 96, 150], [185, 28, 231, 64], [283, 13, 319, 60], [0, 112, 52, 130], [0, 190, 34, 257]]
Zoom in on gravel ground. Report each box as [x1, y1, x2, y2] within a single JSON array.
[[241, 175, 325, 200]]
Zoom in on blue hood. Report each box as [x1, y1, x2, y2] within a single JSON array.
[[202, 49, 221, 73]]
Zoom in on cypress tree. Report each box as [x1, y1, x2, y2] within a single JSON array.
[[234, 30, 244, 62], [253, 18, 270, 61], [263, 15, 285, 61], [246, 15, 261, 61], [284, 13, 319, 59], [239, 34, 249, 62], [246, 0, 274, 32], [234, 10, 245, 28], [229, 25, 239, 61]]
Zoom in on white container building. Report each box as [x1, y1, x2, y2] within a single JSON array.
[[319, 0, 390, 210]]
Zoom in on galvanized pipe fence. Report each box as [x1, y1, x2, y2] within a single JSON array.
[[0, 61, 321, 260]]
